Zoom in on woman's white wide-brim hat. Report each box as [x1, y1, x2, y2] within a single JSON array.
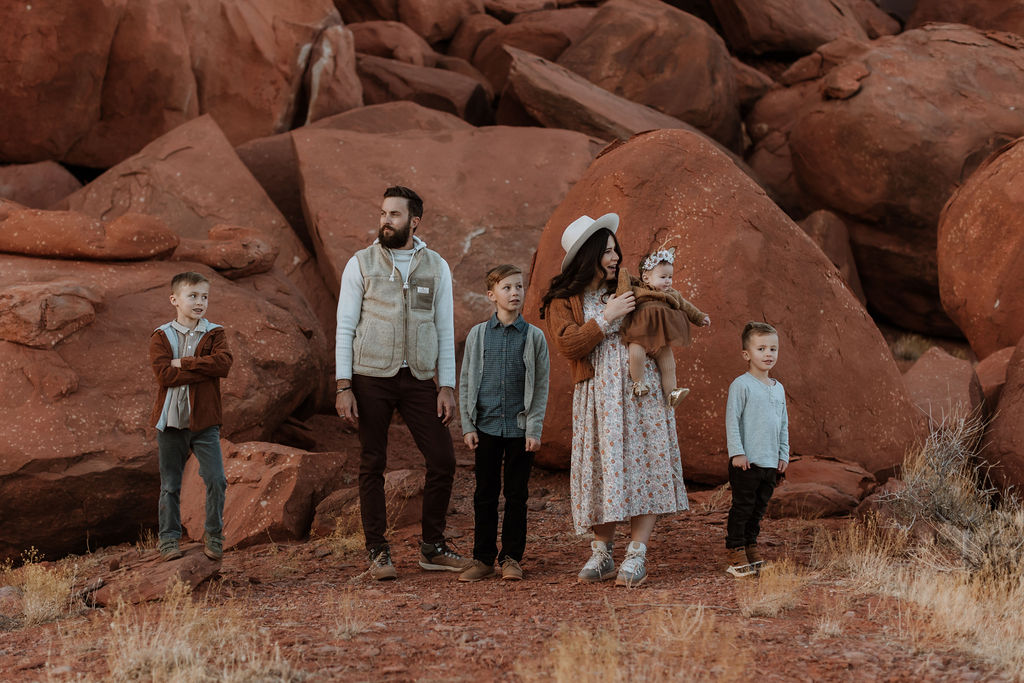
[[560, 213, 619, 270]]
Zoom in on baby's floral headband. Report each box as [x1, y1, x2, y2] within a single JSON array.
[[642, 248, 675, 273]]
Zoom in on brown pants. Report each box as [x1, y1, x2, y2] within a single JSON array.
[[352, 369, 455, 550]]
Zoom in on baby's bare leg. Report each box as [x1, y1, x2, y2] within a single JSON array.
[[654, 346, 677, 397], [628, 343, 647, 384]]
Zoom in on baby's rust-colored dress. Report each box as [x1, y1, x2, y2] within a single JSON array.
[[616, 268, 708, 354]]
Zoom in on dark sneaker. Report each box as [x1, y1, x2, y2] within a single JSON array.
[[202, 533, 224, 561], [419, 540, 473, 572], [159, 539, 183, 562], [500, 557, 524, 581], [577, 540, 615, 583], [615, 541, 648, 587], [369, 546, 397, 581], [459, 560, 496, 582]]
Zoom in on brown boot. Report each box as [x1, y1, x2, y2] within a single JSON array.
[[725, 547, 755, 577], [745, 545, 763, 565], [459, 560, 496, 582]]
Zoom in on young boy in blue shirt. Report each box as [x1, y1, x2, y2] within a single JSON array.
[[458, 264, 550, 581], [725, 321, 789, 577]]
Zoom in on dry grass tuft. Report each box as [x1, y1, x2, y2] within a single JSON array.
[[735, 557, 807, 618], [105, 579, 303, 682], [518, 603, 749, 682], [816, 412, 1024, 675], [697, 484, 731, 513], [134, 528, 158, 553], [2, 548, 80, 627], [891, 334, 932, 361], [331, 589, 371, 640]]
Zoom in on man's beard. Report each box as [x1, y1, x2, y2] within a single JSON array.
[[378, 218, 412, 249]]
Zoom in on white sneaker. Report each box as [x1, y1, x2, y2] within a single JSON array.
[[577, 540, 616, 583], [615, 541, 648, 587]]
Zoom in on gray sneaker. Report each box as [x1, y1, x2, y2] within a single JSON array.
[[369, 546, 397, 581], [159, 539, 183, 562], [419, 540, 473, 572], [615, 541, 648, 587], [577, 540, 615, 583]]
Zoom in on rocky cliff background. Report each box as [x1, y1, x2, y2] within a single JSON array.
[[2, 0, 1022, 562]]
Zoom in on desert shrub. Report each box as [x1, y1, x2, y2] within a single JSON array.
[[890, 334, 932, 361], [734, 558, 807, 618], [105, 579, 303, 682]]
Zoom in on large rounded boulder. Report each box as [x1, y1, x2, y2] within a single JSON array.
[[522, 129, 924, 483], [984, 338, 1024, 490], [938, 138, 1024, 359], [787, 24, 1024, 335]]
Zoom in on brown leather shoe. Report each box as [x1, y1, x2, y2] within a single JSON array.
[[459, 560, 496, 582], [500, 557, 523, 581]]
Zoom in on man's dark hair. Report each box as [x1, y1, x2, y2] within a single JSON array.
[[742, 321, 778, 349], [383, 186, 423, 219], [171, 271, 209, 291]]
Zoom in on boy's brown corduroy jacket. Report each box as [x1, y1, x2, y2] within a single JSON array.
[[149, 325, 232, 431]]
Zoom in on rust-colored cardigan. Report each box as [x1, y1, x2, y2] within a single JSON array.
[[545, 295, 606, 384]]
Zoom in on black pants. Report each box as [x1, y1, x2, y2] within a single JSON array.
[[473, 432, 534, 564], [352, 369, 455, 551], [726, 463, 778, 549]]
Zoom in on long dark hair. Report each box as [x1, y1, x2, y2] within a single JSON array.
[[540, 228, 621, 319]]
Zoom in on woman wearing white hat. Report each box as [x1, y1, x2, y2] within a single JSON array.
[[540, 213, 689, 587]]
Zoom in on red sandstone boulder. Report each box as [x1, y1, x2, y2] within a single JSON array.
[[89, 546, 221, 607], [557, 0, 741, 151], [846, 0, 901, 38], [708, 0, 868, 55], [799, 210, 866, 304], [448, 12, 504, 61], [311, 468, 425, 537], [336, 0, 483, 43], [521, 129, 924, 482], [485, 0, 557, 22], [983, 340, 1024, 490], [169, 225, 278, 280], [768, 456, 877, 518], [732, 58, 777, 112], [0, 162, 82, 210], [0, 259, 328, 562], [356, 54, 494, 125], [0, 1, 350, 167], [303, 25, 365, 125], [472, 21, 574, 92], [938, 137, 1024, 359], [908, 1, 1024, 37], [903, 347, 984, 428], [59, 115, 334, 348], [292, 125, 600, 343], [511, 7, 598, 44], [498, 47, 700, 141], [785, 25, 1024, 336], [976, 346, 1015, 408], [350, 20, 437, 66], [0, 209, 178, 261], [237, 102, 471, 245], [181, 441, 352, 548]]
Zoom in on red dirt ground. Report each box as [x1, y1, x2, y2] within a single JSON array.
[[0, 417, 1007, 681]]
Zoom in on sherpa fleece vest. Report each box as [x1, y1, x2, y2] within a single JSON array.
[[352, 243, 442, 379]]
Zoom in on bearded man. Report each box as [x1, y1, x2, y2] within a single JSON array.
[[334, 186, 471, 580]]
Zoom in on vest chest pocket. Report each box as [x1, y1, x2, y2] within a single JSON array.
[[409, 277, 435, 310]]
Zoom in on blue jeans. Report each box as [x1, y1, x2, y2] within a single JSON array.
[[157, 425, 226, 543]]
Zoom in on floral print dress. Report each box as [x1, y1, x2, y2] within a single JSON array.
[[570, 289, 689, 534]]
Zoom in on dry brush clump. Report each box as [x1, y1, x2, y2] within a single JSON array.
[[103, 579, 303, 682], [734, 557, 808, 618], [1, 547, 81, 627], [517, 603, 749, 682], [815, 412, 1024, 675]]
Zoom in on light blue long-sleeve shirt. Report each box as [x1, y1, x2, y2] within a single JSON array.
[[725, 372, 790, 468]]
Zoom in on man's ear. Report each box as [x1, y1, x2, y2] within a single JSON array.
[[411, 215, 421, 232]]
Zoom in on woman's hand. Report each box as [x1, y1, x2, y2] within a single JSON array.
[[603, 292, 635, 322]]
